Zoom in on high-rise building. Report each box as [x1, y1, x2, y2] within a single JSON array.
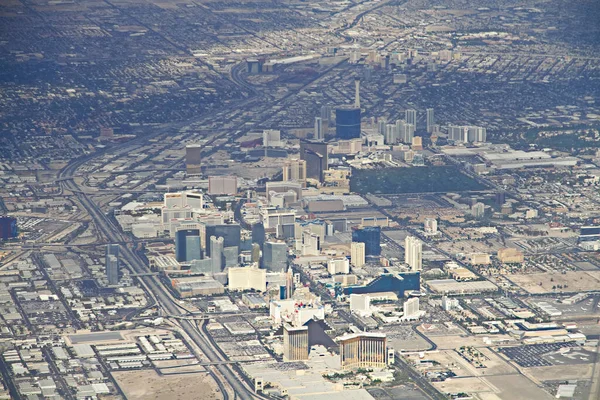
[[336, 106, 361, 139], [187, 193, 203, 210], [352, 226, 381, 256], [354, 78, 361, 108], [263, 129, 282, 147], [426, 108, 435, 133], [448, 125, 486, 143], [251, 223, 265, 247], [385, 124, 398, 144], [336, 80, 362, 139], [106, 255, 119, 286], [175, 229, 202, 262], [405, 109, 417, 131], [424, 218, 438, 234], [208, 176, 238, 195], [246, 59, 262, 74], [350, 294, 371, 317], [327, 258, 350, 275], [251, 243, 261, 264], [300, 141, 328, 182], [223, 245, 239, 268], [204, 224, 241, 256], [314, 117, 324, 141], [301, 230, 321, 256], [320, 105, 332, 124], [378, 118, 387, 135], [351, 242, 366, 267], [338, 332, 387, 370], [448, 125, 466, 143], [262, 241, 288, 272], [283, 324, 309, 362], [282, 158, 307, 184], [0, 216, 17, 241], [495, 191, 506, 207], [395, 120, 404, 139], [404, 123, 415, 143], [404, 236, 422, 271], [185, 144, 202, 175], [106, 244, 120, 285], [403, 297, 420, 319], [210, 236, 224, 272], [471, 202, 485, 218]]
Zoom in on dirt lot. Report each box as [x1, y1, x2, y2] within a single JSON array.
[[505, 271, 600, 294], [433, 374, 554, 400], [112, 369, 222, 400], [524, 364, 595, 381]]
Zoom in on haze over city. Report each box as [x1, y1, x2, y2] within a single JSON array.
[[0, 0, 600, 399]]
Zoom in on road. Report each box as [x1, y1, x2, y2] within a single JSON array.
[[59, 158, 262, 400]]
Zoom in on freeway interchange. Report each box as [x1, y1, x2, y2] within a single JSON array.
[[59, 140, 263, 400]]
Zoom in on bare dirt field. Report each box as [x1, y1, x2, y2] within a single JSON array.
[[505, 271, 600, 294], [524, 363, 594, 381], [486, 374, 553, 400], [434, 374, 554, 400], [112, 369, 221, 400]]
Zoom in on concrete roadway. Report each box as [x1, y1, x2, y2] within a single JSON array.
[[60, 159, 262, 400]]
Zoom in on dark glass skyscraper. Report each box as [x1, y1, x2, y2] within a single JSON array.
[[204, 224, 241, 256], [300, 141, 328, 182], [352, 226, 381, 256], [252, 222, 266, 247], [175, 229, 202, 262], [0, 216, 17, 241], [262, 241, 288, 272], [335, 106, 361, 139]]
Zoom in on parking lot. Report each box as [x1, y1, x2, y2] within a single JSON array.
[[499, 343, 579, 367]]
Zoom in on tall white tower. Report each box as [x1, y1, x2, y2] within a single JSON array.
[[404, 235, 422, 271], [354, 78, 361, 109]]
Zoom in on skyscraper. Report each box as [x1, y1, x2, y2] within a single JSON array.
[[424, 218, 438, 234], [405, 109, 417, 131], [352, 226, 381, 256], [263, 129, 281, 147], [320, 105, 332, 124], [210, 236, 224, 272], [282, 158, 307, 184], [300, 141, 328, 182], [403, 297, 420, 319], [426, 108, 434, 133], [262, 241, 288, 272], [314, 117, 323, 141], [404, 236, 422, 271], [185, 144, 202, 175], [251, 222, 265, 247], [204, 224, 241, 256], [404, 123, 415, 143], [106, 244, 120, 285], [335, 106, 361, 139], [385, 123, 398, 144], [351, 242, 366, 267], [283, 324, 309, 361], [175, 229, 202, 262], [0, 216, 17, 241], [338, 332, 387, 370], [251, 243, 261, 264], [208, 176, 238, 195]]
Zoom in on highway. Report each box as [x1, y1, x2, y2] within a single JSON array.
[[52, 53, 361, 400], [59, 158, 262, 400]]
